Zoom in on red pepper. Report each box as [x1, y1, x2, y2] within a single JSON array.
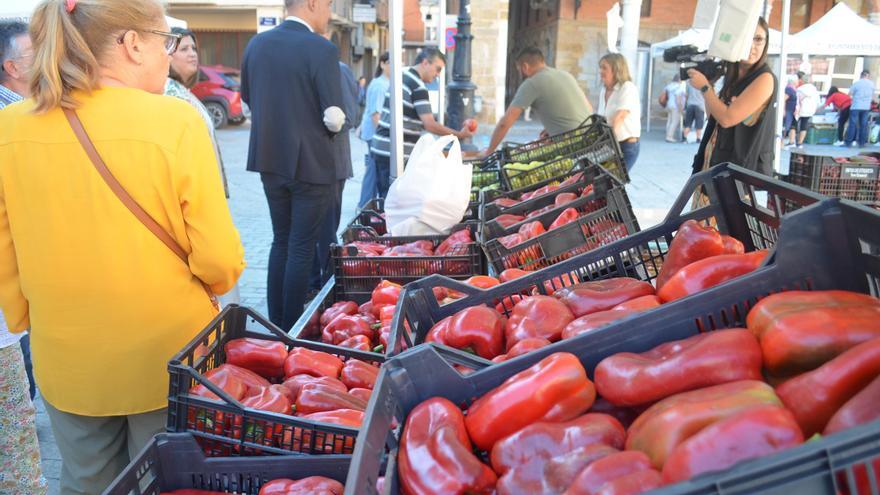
[[371, 280, 402, 317], [505, 295, 575, 349], [496, 443, 619, 495], [563, 450, 654, 495], [294, 382, 367, 415], [527, 205, 556, 218], [519, 221, 547, 240], [499, 268, 533, 283], [283, 348, 344, 379], [491, 337, 552, 363], [747, 290, 880, 376], [436, 228, 473, 256], [777, 337, 880, 437], [493, 198, 521, 208], [191, 364, 256, 401], [657, 250, 768, 303], [626, 380, 783, 469], [549, 207, 580, 230], [426, 306, 507, 359], [258, 476, 344, 495], [218, 363, 271, 396], [348, 387, 372, 402], [490, 413, 626, 476], [358, 301, 374, 317], [224, 338, 288, 379], [320, 301, 358, 327], [161, 490, 230, 495], [398, 397, 498, 495], [555, 192, 578, 207], [349, 241, 386, 256], [594, 329, 763, 406], [321, 315, 375, 345], [386, 240, 434, 256], [465, 352, 596, 451], [562, 308, 642, 340], [825, 374, 880, 435], [580, 184, 595, 197], [495, 214, 527, 228], [613, 295, 662, 311], [555, 278, 656, 318], [561, 172, 584, 186], [721, 235, 744, 254], [337, 334, 372, 351], [237, 384, 293, 446], [298, 408, 364, 453], [590, 469, 663, 495], [340, 359, 379, 390], [464, 275, 501, 290], [540, 273, 580, 296], [498, 232, 526, 249], [281, 374, 347, 401], [662, 405, 803, 484], [656, 220, 725, 290], [528, 184, 560, 199]]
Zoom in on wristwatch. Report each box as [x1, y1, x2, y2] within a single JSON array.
[[700, 84, 711, 94]]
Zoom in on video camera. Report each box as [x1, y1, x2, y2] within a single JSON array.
[[663, 45, 725, 82]]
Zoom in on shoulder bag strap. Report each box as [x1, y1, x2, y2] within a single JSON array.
[[63, 108, 219, 309]]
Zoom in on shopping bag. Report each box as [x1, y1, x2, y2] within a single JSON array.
[[385, 134, 473, 236]]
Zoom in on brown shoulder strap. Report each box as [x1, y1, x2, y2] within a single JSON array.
[[63, 108, 218, 308]]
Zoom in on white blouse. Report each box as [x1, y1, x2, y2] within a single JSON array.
[[598, 80, 642, 141]]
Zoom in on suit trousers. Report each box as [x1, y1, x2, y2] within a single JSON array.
[[311, 179, 347, 291], [262, 173, 333, 330]]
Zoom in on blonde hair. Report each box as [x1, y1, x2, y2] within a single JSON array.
[[600, 53, 632, 86], [29, 0, 165, 113]]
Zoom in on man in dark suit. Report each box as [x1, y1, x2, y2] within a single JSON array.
[[241, 0, 344, 330]]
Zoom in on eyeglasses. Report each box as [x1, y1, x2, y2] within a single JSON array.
[[117, 29, 183, 55]]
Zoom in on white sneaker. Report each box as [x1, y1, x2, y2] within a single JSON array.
[[797, 144, 805, 149], [834, 140, 845, 146]]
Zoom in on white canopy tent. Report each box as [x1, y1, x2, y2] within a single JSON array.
[[790, 2, 880, 56], [1, 0, 187, 28]]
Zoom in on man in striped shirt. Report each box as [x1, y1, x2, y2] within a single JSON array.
[[369, 48, 473, 197]]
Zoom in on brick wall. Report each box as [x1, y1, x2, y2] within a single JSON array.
[[469, 0, 511, 123]]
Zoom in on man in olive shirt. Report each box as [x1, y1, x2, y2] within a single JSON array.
[[481, 47, 593, 157]]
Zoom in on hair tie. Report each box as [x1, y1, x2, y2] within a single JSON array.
[[65, 0, 77, 13]]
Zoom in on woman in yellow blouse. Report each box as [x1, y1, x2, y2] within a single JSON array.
[[0, 0, 245, 492]]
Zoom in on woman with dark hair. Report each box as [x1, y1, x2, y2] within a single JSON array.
[[824, 85, 852, 146], [357, 51, 391, 207], [597, 52, 641, 171], [688, 17, 776, 176]]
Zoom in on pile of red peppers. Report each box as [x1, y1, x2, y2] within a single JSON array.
[[159, 475, 344, 495]]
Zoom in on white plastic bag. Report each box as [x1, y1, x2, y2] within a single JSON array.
[[385, 134, 473, 236]]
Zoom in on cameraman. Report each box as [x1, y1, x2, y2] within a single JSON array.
[[688, 17, 776, 177]]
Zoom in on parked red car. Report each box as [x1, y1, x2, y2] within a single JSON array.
[[191, 64, 247, 129]]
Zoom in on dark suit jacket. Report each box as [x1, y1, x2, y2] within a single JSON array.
[[241, 20, 343, 184], [334, 62, 359, 180]]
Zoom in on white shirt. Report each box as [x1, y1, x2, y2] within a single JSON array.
[[285, 15, 314, 32], [599, 81, 641, 141], [663, 82, 684, 111], [0, 310, 23, 349], [797, 83, 820, 118]]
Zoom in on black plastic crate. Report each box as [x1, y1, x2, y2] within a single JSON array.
[[783, 151, 880, 206], [167, 305, 380, 456], [348, 197, 880, 495], [498, 115, 628, 185], [104, 433, 350, 495], [333, 222, 485, 302], [467, 154, 504, 203], [481, 182, 639, 273], [345, 198, 479, 239], [388, 163, 824, 355]]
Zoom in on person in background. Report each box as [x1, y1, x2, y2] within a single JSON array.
[[370, 48, 472, 189], [357, 51, 389, 207], [688, 17, 776, 177], [0, 20, 37, 402], [0, 0, 245, 492], [242, 0, 344, 330], [824, 86, 852, 146], [847, 70, 875, 148], [482, 46, 592, 157], [356, 75, 366, 123], [783, 75, 798, 146], [310, 37, 360, 296], [661, 74, 684, 143], [795, 74, 819, 149], [682, 75, 706, 144], [598, 52, 641, 171]]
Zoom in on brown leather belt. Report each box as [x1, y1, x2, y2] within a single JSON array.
[[621, 137, 639, 143]]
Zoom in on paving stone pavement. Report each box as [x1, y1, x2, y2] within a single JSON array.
[[34, 119, 868, 494]]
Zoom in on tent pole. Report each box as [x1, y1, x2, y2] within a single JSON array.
[[390, 0, 405, 177], [773, 0, 791, 175], [647, 56, 653, 132]]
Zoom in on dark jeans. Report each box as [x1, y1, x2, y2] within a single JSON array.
[[261, 174, 332, 331], [311, 179, 346, 291], [847, 109, 870, 147], [371, 152, 392, 199], [620, 140, 640, 172], [20, 333, 36, 400], [837, 107, 851, 142], [358, 153, 378, 208]]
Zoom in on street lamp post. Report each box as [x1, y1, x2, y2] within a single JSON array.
[[447, 0, 478, 151]]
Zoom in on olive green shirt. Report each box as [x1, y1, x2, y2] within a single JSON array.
[[510, 67, 591, 135]]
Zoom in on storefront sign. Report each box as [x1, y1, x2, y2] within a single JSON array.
[[842, 165, 879, 180], [446, 27, 457, 50], [259, 16, 277, 27], [353, 5, 377, 23]]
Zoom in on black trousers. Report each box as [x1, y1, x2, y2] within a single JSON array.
[[261, 173, 332, 330], [311, 179, 346, 291]]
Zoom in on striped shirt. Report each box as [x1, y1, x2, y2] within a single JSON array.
[[0, 85, 23, 110], [370, 67, 432, 159]]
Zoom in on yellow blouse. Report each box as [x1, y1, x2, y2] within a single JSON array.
[[0, 87, 245, 416]]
